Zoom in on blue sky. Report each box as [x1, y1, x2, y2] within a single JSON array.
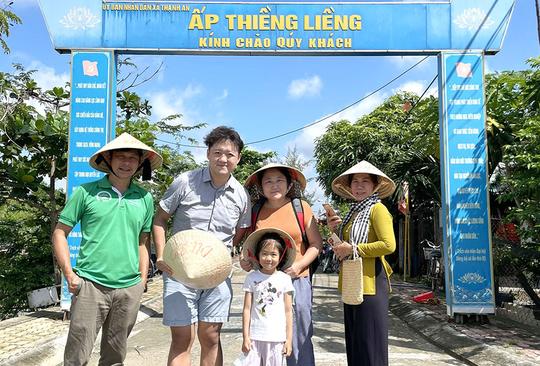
[[1, 0, 539, 211]]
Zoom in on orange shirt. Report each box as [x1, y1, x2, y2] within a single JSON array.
[[254, 199, 314, 278]]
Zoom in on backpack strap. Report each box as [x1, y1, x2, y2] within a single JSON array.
[[291, 198, 308, 247], [250, 198, 266, 234]]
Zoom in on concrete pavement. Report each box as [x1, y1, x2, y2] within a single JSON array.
[[0, 259, 539, 365]]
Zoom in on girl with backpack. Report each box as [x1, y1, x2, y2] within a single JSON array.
[[241, 163, 323, 366]]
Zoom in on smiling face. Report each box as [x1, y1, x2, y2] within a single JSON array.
[[349, 173, 378, 202], [260, 168, 291, 203], [108, 149, 142, 180], [257, 240, 282, 274], [206, 139, 241, 182]]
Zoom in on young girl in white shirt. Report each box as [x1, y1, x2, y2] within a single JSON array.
[[241, 227, 296, 366]]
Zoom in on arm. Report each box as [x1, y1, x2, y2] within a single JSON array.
[[283, 292, 293, 357], [233, 226, 249, 248], [241, 291, 253, 353], [355, 204, 396, 258], [52, 223, 81, 294], [152, 207, 173, 275], [236, 226, 254, 272], [139, 232, 150, 288], [285, 202, 323, 277]]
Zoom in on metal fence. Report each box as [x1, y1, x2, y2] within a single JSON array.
[[491, 218, 540, 325]]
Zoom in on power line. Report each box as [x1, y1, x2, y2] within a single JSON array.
[[246, 56, 430, 145], [155, 56, 431, 149]]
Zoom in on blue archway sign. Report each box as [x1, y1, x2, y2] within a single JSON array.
[[37, 0, 514, 318]]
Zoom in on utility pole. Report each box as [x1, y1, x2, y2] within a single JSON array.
[[536, 0, 540, 46]]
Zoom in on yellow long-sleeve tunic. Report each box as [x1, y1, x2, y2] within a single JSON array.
[[338, 202, 396, 295]]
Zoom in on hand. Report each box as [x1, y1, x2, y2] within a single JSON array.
[[156, 258, 173, 276], [327, 215, 342, 232], [242, 337, 252, 354], [66, 272, 81, 294], [283, 340, 292, 357], [284, 263, 301, 278], [333, 241, 354, 261], [239, 257, 253, 272]]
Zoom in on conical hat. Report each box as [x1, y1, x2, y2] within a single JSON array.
[[89, 132, 163, 174], [163, 229, 232, 289], [331, 160, 396, 199], [244, 163, 306, 191], [242, 227, 297, 271]]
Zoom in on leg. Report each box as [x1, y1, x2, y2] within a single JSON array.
[[287, 277, 315, 366], [197, 278, 233, 366], [169, 324, 197, 366], [162, 273, 200, 366], [99, 282, 144, 366], [64, 279, 109, 366], [198, 321, 223, 366], [345, 260, 389, 366], [343, 303, 355, 366]]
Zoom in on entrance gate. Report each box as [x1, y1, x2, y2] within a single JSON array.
[[38, 0, 516, 318]]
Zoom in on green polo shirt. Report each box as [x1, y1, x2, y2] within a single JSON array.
[[59, 176, 154, 288]]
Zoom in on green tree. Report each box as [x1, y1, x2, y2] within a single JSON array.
[[234, 148, 276, 184], [489, 58, 540, 278], [0, 1, 21, 54], [314, 92, 440, 218], [279, 146, 317, 205], [0, 65, 204, 317]]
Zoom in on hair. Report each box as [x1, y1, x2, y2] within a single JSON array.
[[109, 148, 143, 157], [348, 173, 379, 186], [204, 126, 244, 153], [257, 167, 292, 186], [254, 232, 287, 270]]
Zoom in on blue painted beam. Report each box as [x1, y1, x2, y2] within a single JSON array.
[[37, 1, 514, 55]]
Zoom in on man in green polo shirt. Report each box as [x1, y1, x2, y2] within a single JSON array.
[[52, 133, 162, 366]]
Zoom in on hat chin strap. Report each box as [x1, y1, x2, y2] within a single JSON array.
[[95, 154, 120, 178], [138, 159, 152, 181]]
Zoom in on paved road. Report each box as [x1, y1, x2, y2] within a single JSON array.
[[87, 266, 465, 365]]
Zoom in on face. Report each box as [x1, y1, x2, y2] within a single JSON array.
[[258, 242, 281, 273], [108, 150, 141, 179], [350, 173, 376, 201], [260, 168, 290, 202], [206, 139, 241, 180]]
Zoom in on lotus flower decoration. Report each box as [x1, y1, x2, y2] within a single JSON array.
[[453, 8, 495, 32], [458, 272, 486, 284], [60, 7, 101, 30]]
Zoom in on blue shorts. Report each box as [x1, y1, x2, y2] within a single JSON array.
[[162, 272, 233, 326]]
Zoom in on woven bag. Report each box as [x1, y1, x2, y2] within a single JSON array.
[[341, 245, 363, 305]]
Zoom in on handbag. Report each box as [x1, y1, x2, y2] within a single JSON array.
[[341, 244, 364, 305]]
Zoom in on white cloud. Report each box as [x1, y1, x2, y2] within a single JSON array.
[[286, 90, 385, 161], [147, 83, 203, 123], [28, 61, 70, 91], [392, 80, 438, 97], [23, 61, 70, 114], [288, 75, 322, 99], [215, 89, 229, 102]]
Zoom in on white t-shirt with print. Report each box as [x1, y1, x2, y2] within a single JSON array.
[[243, 270, 295, 342]]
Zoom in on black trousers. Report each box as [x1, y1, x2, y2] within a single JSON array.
[[343, 259, 389, 366]]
